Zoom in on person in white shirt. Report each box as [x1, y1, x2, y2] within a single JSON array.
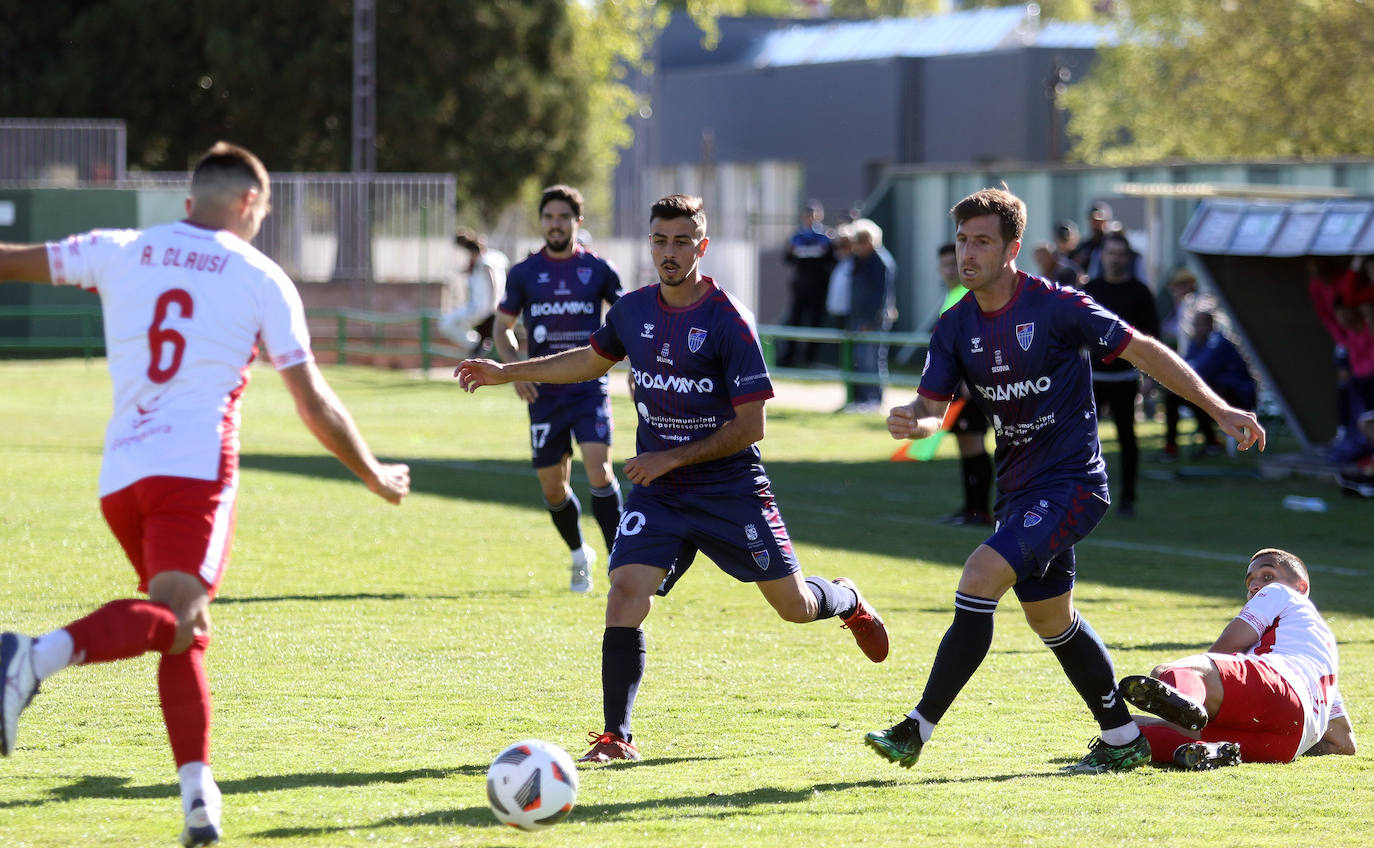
[[438, 228, 508, 356], [0, 141, 410, 847], [1120, 547, 1355, 769]]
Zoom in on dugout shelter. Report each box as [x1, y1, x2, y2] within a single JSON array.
[[1179, 196, 1374, 448]]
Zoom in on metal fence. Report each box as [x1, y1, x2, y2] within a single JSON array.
[[119, 172, 456, 284], [0, 119, 127, 184]]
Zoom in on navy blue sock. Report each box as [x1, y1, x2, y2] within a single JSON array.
[[804, 577, 857, 620], [602, 627, 645, 741], [1043, 612, 1133, 730], [545, 491, 584, 551], [915, 592, 997, 724], [590, 482, 622, 551]]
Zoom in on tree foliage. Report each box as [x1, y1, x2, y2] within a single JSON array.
[[0, 1, 613, 221], [1063, 0, 1374, 163]]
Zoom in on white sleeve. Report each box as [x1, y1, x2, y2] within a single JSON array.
[[45, 229, 141, 291], [259, 270, 314, 370], [1329, 684, 1346, 721], [1234, 584, 1288, 639]]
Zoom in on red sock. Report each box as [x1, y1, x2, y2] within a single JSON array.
[[1158, 667, 1208, 706], [160, 634, 212, 767], [65, 599, 178, 664], [1139, 723, 1194, 763]]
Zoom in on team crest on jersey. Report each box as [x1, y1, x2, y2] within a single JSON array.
[[687, 327, 707, 353], [752, 550, 770, 570], [744, 524, 759, 542], [1015, 322, 1035, 351], [1023, 511, 1043, 528], [577, 267, 592, 285]]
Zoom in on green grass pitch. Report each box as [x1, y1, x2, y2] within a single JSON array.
[[0, 360, 1370, 847]]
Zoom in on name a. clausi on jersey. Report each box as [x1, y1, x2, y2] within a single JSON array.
[[975, 376, 1052, 402], [631, 367, 714, 393]]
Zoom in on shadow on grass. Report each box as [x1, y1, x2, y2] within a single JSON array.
[[13, 757, 729, 812], [214, 590, 533, 605], [252, 777, 904, 837]]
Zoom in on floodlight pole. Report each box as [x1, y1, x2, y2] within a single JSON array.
[[351, 0, 376, 307]]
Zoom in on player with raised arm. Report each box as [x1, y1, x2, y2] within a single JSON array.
[[864, 187, 1264, 774], [495, 185, 624, 593], [1120, 547, 1354, 769], [458, 194, 888, 764], [0, 142, 410, 846]]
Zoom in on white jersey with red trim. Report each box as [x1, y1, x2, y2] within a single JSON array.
[[1232, 583, 1342, 755], [47, 222, 314, 495]]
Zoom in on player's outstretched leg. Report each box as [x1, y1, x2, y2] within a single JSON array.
[[1172, 740, 1241, 771], [1061, 735, 1152, 774], [1119, 675, 1209, 731], [864, 717, 924, 767], [832, 578, 889, 662], [0, 632, 39, 757]]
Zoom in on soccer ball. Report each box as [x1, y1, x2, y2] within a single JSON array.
[[485, 739, 579, 831]]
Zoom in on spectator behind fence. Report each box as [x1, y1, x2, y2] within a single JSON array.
[[825, 224, 855, 327], [1084, 232, 1159, 518], [1308, 256, 1374, 465], [1032, 240, 1082, 288], [842, 218, 896, 413], [1052, 219, 1085, 286], [438, 228, 508, 357], [779, 200, 835, 368], [1162, 310, 1258, 459]]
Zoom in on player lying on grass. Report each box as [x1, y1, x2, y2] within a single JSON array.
[[457, 193, 888, 765], [1120, 547, 1355, 770]]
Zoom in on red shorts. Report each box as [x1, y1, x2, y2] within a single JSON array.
[[100, 475, 237, 599], [1207, 653, 1305, 762]]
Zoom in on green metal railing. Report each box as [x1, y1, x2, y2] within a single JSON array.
[[0, 305, 105, 360], [1, 306, 933, 398]]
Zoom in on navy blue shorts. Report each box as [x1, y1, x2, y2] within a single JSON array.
[[983, 482, 1109, 603], [608, 480, 800, 595], [527, 390, 612, 468]]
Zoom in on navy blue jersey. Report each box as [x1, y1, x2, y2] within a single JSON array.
[[590, 277, 774, 492], [919, 271, 1135, 506], [500, 245, 623, 399]]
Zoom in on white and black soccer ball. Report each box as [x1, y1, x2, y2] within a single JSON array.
[[486, 739, 579, 831]]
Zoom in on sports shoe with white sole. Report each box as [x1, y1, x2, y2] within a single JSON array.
[[570, 545, 595, 593], [1, 632, 39, 757], [180, 797, 222, 847]]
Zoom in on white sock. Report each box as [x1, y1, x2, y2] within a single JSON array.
[[178, 761, 220, 817], [905, 708, 936, 743], [30, 630, 75, 681], [1100, 722, 1140, 747]]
